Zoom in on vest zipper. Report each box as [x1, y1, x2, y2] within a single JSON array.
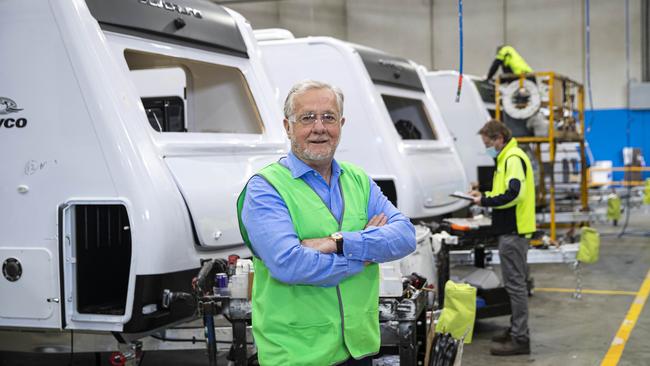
[[287, 164, 350, 351]]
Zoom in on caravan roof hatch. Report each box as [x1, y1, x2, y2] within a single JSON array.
[[354, 45, 424, 92], [86, 0, 249, 57]]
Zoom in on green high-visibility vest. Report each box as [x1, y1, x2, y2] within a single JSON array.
[[237, 162, 380, 366], [486, 138, 536, 234], [497, 46, 533, 75]]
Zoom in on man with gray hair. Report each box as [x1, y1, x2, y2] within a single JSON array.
[[237, 80, 415, 365]]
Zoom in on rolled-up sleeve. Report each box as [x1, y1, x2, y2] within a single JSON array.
[[341, 178, 416, 263], [241, 175, 365, 287]]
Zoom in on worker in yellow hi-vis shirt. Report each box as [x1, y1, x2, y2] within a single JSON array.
[[486, 45, 533, 80], [470, 120, 535, 356]]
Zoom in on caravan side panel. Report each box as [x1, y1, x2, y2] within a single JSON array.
[[0, 0, 118, 329], [427, 72, 495, 183]]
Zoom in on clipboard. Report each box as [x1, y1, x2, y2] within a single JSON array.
[[450, 191, 475, 201]]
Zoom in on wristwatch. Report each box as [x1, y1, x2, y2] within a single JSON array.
[[330, 232, 344, 255]]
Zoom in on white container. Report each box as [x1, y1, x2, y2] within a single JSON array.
[[230, 274, 249, 299], [379, 262, 404, 298], [592, 160, 613, 186]]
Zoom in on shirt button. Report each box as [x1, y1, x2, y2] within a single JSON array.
[[348, 254, 352, 257]]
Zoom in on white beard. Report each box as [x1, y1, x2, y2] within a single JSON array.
[[290, 135, 337, 162]]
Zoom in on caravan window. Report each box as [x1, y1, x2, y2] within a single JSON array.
[[381, 95, 437, 140], [124, 50, 264, 134]]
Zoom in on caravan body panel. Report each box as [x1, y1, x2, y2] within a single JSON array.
[[259, 38, 468, 218], [426, 71, 495, 183], [1, 0, 285, 333]]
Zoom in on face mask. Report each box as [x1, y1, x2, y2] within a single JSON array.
[[486, 146, 499, 158]]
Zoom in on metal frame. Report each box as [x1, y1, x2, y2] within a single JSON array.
[[495, 72, 589, 241]]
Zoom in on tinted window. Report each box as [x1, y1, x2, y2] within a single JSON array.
[[382, 95, 437, 140], [124, 50, 264, 134]]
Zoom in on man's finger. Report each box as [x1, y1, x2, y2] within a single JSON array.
[[366, 215, 380, 228], [366, 213, 389, 229], [367, 216, 376, 226], [378, 215, 388, 226]]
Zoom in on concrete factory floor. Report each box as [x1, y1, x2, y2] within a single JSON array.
[[1, 210, 649, 366], [460, 209, 650, 366]]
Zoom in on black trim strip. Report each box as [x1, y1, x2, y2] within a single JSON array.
[[57, 204, 68, 329], [99, 24, 248, 58], [122, 268, 199, 333]]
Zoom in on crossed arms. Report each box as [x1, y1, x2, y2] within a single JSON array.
[[240, 175, 416, 287]]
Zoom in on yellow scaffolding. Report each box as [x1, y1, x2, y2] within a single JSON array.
[[495, 72, 589, 241]]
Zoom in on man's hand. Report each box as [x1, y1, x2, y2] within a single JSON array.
[[300, 213, 389, 258], [469, 190, 482, 205], [301, 237, 337, 254], [365, 213, 387, 229]]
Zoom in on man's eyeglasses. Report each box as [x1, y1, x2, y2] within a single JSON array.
[[291, 112, 340, 125]]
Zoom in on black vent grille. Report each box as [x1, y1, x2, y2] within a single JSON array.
[[375, 179, 397, 208], [75, 205, 132, 315]]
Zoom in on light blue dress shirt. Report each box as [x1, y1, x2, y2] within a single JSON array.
[[240, 152, 416, 287]]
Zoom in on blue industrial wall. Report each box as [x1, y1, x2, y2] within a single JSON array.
[[585, 109, 650, 180]]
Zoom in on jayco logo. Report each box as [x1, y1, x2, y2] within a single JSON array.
[[0, 97, 27, 128], [0, 97, 22, 115], [138, 0, 203, 19]]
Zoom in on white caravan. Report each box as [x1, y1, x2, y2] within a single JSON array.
[[258, 35, 469, 220], [426, 71, 494, 184], [1, 0, 286, 338]]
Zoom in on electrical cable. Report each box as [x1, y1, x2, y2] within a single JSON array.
[[455, 0, 463, 102], [618, 0, 633, 238], [601, 231, 650, 238]]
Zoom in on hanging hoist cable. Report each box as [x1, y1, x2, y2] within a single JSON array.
[[585, 0, 594, 133], [455, 0, 464, 102]]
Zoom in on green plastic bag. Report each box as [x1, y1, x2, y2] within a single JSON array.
[[644, 179, 650, 205], [576, 226, 600, 264], [435, 280, 477, 344], [606, 194, 621, 221]]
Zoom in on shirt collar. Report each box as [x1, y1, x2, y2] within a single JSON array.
[[286, 151, 343, 179], [497, 137, 518, 162]]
